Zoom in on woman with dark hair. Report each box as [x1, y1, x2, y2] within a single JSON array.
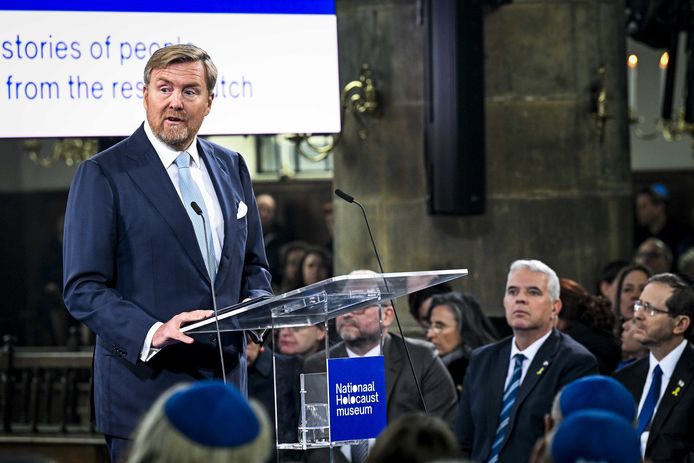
[[612, 264, 652, 327], [277, 241, 308, 293], [425, 291, 498, 394], [557, 278, 621, 374], [298, 246, 332, 287], [612, 264, 652, 369]]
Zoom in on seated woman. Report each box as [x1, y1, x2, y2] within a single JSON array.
[[611, 264, 652, 369], [557, 278, 621, 374], [277, 241, 308, 293], [425, 291, 497, 394], [298, 246, 332, 287], [277, 324, 327, 358]]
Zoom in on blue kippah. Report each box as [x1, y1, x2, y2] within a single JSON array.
[[650, 182, 669, 199], [164, 381, 260, 448], [559, 375, 636, 423], [552, 410, 641, 463]]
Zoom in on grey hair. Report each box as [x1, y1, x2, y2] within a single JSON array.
[[507, 259, 560, 301], [127, 383, 272, 463]]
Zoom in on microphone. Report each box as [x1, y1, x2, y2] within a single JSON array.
[[333, 189, 429, 415], [334, 188, 354, 204], [191, 201, 226, 384]]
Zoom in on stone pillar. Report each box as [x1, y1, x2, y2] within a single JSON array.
[[333, 0, 632, 333]]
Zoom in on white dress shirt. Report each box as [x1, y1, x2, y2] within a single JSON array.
[[139, 121, 226, 361], [637, 338, 688, 457], [505, 329, 552, 389], [340, 342, 381, 460]]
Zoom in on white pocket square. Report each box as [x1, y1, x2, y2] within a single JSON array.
[[237, 201, 248, 219]]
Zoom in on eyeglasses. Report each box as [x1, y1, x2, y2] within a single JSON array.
[[349, 304, 392, 316], [633, 299, 670, 317]]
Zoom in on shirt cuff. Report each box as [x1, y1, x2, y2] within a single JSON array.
[[140, 322, 163, 362]]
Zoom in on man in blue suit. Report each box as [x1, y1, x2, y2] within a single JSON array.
[[63, 44, 272, 462], [455, 259, 597, 463]]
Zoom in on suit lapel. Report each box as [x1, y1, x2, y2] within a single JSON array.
[[125, 125, 209, 280], [383, 335, 399, 405], [514, 331, 560, 406], [486, 339, 512, 442], [648, 343, 694, 443], [619, 358, 649, 402], [198, 140, 236, 291], [505, 331, 560, 441]]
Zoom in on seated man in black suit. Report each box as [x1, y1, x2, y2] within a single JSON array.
[[455, 259, 598, 463], [613, 273, 694, 462], [303, 270, 458, 463]]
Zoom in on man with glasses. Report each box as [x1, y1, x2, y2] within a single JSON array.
[[614, 273, 694, 462], [303, 270, 457, 462]]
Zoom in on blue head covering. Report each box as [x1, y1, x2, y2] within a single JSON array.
[[551, 410, 641, 463], [559, 375, 636, 423], [164, 380, 260, 447]]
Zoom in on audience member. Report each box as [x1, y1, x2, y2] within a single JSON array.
[[299, 246, 332, 287], [618, 313, 649, 370], [455, 259, 598, 463], [367, 413, 461, 463], [612, 264, 652, 369], [426, 292, 498, 394], [256, 193, 294, 288], [529, 375, 637, 463], [127, 381, 271, 463], [635, 238, 673, 274], [596, 259, 629, 300], [278, 240, 308, 293], [613, 273, 694, 461], [304, 271, 458, 463], [557, 279, 620, 374], [612, 264, 652, 334], [407, 282, 453, 331], [278, 324, 326, 357], [634, 184, 694, 267], [548, 375, 636, 430], [678, 247, 694, 280], [549, 410, 641, 463]]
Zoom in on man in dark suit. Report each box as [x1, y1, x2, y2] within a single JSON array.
[[63, 44, 272, 462], [613, 273, 694, 462], [303, 273, 458, 462], [455, 259, 598, 463]]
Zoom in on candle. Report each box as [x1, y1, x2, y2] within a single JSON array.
[[627, 54, 638, 114], [659, 51, 669, 110]]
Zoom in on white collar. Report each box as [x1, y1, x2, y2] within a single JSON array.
[[510, 329, 552, 362], [648, 338, 689, 379], [345, 343, 381, 358], [144, 120, 200, 169]]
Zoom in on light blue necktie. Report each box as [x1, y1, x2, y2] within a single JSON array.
[[488, 353, 525, 463], [637, 365, 663, 435], [175, 151, 217, 281]]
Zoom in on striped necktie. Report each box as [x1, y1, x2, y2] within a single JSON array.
[[351, 440, 368, 463], [488, 353, 525, 463], [175, 151, 217, 281]]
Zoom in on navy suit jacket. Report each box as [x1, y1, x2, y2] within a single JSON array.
[[63, 124, 272, 438], [614, 342, 694, 463], [455, 329, 598, 463]]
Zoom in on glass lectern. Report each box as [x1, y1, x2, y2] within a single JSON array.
[[183, 269, 468, 460]]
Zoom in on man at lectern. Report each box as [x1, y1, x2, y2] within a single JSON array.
[[63, 44, 272, 462]]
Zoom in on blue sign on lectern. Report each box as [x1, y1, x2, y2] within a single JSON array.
[[328, 355, 387, 442]]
